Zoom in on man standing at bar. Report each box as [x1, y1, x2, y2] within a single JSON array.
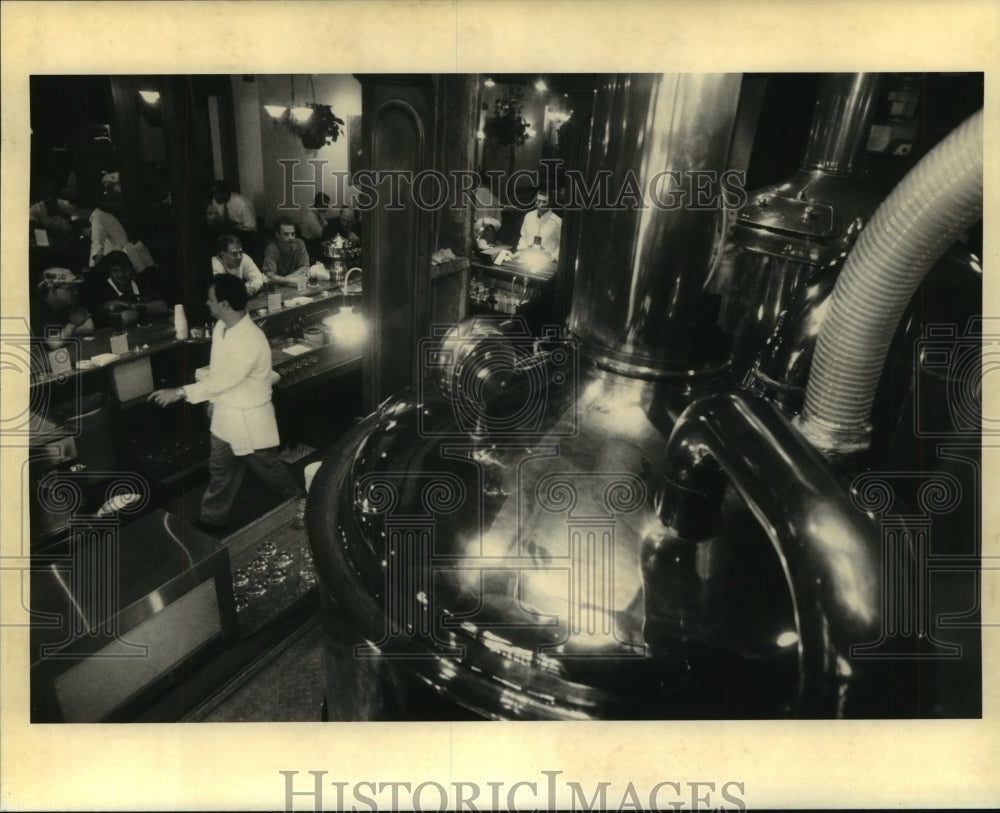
[[206, 180, 258, 258], [148, 274, 302, 530], [206, 180, 257, 234], [86, 200, 129, 268]]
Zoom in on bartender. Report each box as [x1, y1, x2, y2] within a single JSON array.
[[493, 188, 562, 268], [148, 274, 303, 530], [516, 188, 561, 262]]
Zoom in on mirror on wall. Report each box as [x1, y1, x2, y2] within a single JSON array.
[[471, 75, 584, 258]]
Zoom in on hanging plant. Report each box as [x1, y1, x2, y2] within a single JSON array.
[[483, 91, 531, 150], [284, 103, 345, 149]]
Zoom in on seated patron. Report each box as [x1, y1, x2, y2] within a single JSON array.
[[212, 234, 265, 295], [329, 206, 360, 242], [28, 180, 80, 248], [89, 251, 169, 326], [262, 216, 310, 287], [300, 193, 332, 260], [30, 267, 95, 350], [300, 193, 331, 242]]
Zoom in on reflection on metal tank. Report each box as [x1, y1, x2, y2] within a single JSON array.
[[719, 74, 884, 380], [310, 74, 775, 721], [306, 74, 979, 720]]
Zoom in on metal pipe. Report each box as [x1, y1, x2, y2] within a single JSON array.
[[802, 74, 882, 173], [798, 109, 983, 453], [721, 74, 884, 380], [655, 390, 883, 715], [568, 74, 742, 377], [745, 263, 838, 413]]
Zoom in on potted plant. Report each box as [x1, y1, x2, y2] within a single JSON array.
[[286, 103, 346, 150], [483, 91, 531, 150]]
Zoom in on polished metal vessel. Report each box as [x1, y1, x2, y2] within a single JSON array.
[[720, 74, 884, 380], [307, 73, 980, 720], [568, 74, 738, 377]]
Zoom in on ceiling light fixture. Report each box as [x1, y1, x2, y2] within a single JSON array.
[[264, 75, 345, 149]]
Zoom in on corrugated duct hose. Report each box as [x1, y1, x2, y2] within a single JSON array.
[[797, 109, 983, 453]]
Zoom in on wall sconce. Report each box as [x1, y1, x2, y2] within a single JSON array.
[[289, 106, 314, 125], [138, 90, 161, 105]]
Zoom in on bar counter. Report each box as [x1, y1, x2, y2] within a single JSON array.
[[470, 250, 557, 282], [469, 250, 557, 323], [30, 279, 356, 387], [28, 278, 365, 541]]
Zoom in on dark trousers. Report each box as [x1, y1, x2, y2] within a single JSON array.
[[201, 434, 303, 524]]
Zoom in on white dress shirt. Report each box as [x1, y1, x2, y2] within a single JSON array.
[[517, 209, 562, 261], [89, 208, 129, 266], [183, 314, 280, 455], [211, 255, 265, 295], [206, 192, 257, 232]]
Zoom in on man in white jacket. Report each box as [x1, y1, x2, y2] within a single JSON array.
[[149, 274, 302, 528], [87, 202, 129, 267]]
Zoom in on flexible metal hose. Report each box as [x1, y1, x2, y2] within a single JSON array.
[[798, 109, 983, 452]]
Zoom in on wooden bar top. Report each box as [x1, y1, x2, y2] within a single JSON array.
[[471, 251, 557, 282], [31, 281, 353, 387]]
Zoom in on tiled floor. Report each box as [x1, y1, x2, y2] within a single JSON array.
[[192, 616, 327, 722], [163, 374, 363, 721]]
